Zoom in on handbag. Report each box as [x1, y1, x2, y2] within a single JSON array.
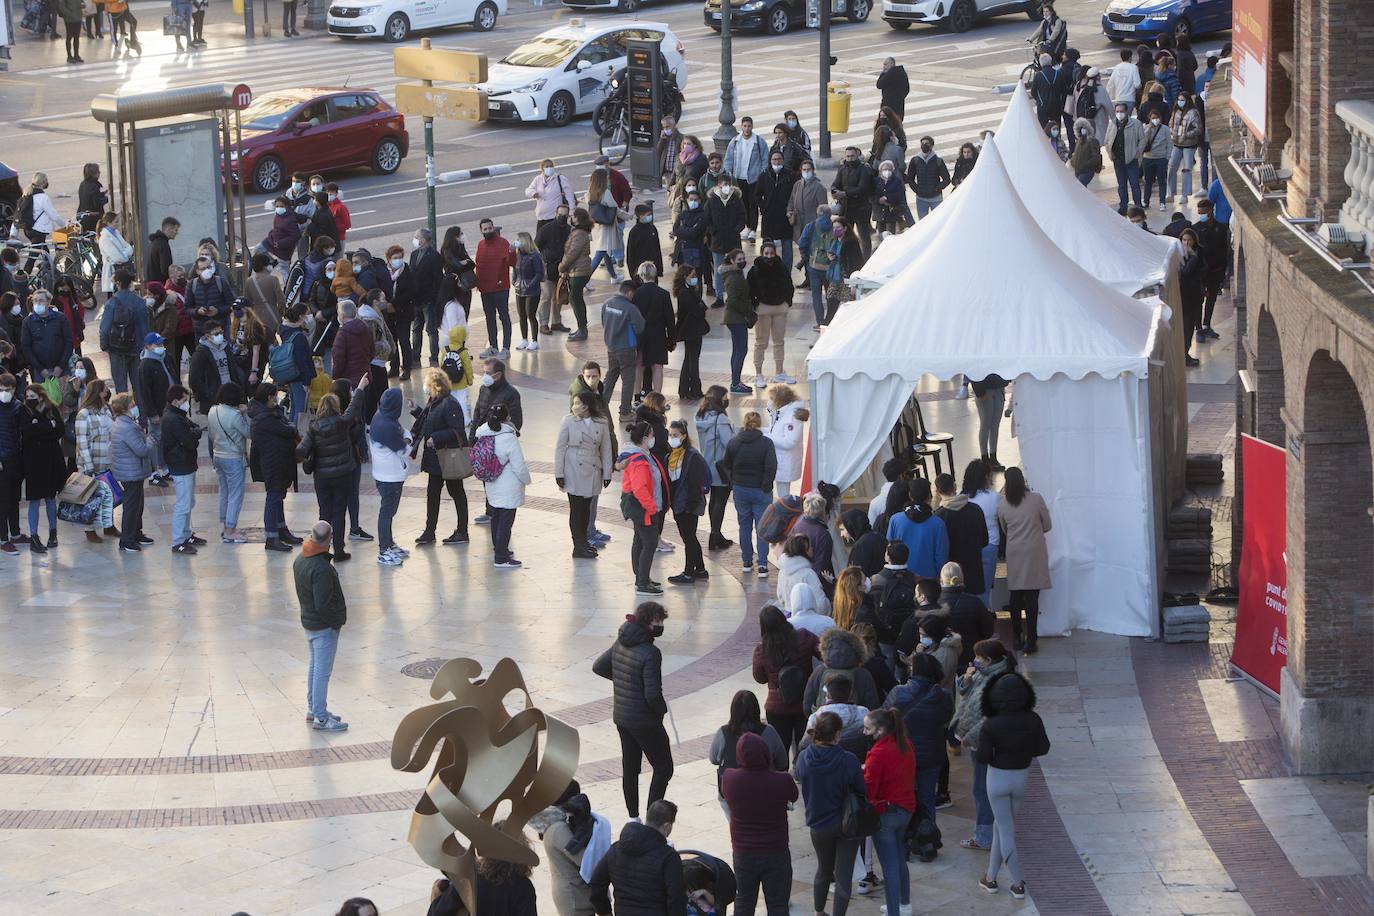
[[58, 490, 102, 527], [59, 471, 98, 505], [436, 446, 472, 481], [162, 13, 187, 34], [840, 789, 881, 839], [554, 275, 571, 306], [96, 471, 123, 507]]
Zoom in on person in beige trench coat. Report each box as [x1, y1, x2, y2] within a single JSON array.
[[996, 466, 1052, 655], [555, 390, 614, 559]]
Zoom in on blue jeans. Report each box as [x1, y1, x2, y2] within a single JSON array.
[[265, 489, 286, 537], [171, 471, 196, 545], [27, 497, 56, 534], [773, 238, 794, 271], [376, 480, 402, 551], [873, 807, 912, 914], [916, 764, 940, 829], [1113, 159, 1142, 212], [973, 760, 995, 846], [727, 323, 748, 386], [807, 265, 827, 324], [1142, 157, 1167, 206], [305, 626, 340, 721], [732, 485, 771, 567], [711, 250, 728, 299], [915, 195, 942, 219], [213, 456, 246, 529], [589, 248, 620, 279], [289, 381, 307, 426], [980, 541, 999, 608]]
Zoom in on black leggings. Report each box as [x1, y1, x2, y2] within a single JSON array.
[[64, 19, 80, 58], [567, 494, 592, 550], [707, 485, 730, 543], [631, 513, 660, 586], [516, 294, 539, 341], [425, 472, 468, 535], [282, 0, 297, 31], [191, 7, 204, 40], [617, 723, 674, 818], [1009, 588, 1041, 646], [674, 511, 703, 575], [766, 709, 805, 760]]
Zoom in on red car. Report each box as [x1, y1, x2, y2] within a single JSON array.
[[232, 88, 409, 193]]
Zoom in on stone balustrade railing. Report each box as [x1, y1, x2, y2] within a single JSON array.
[[1336, 100, 1374, 253]]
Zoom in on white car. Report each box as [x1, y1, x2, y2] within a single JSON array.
[[472, 20, 687, 128], [327, 0, 505, 42], [881, 0, 1037, 32]]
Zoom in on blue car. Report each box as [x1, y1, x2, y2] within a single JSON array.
[[1102, 0, 1231, 44]]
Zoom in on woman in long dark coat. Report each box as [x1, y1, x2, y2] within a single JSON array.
[[19, 384, 67, 551]]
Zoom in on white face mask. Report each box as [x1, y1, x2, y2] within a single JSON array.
[[1050, 128, 1060, 137], [543, 166, 555, 177], [130, 406, 139, 419], [0, 391, 11, 404], [176, 400, 189, 412], [644, 437, 655, 451], [687, 200, 700, 210], [328, 192, 339, 202], [1116, 111, 1127, 121], [275, 206, 287, 216], [667, 436, 683, 449], [211, 333, 225, 346], [1150, 118, 1162, 126], [325, 269, 336, 279], [311, 183, 324, 193], [411, 238, 421, 249], [199, 268, 215, 281], [145, 297, 157, 307], [480, 373, 495, 387], [880, 168, 893, 178], [8, 305, 19, 316], [685, 184, 697, 194], [772, 163, 782, 172], [74, 367, 87, 381], [801, 170, 814, 181]]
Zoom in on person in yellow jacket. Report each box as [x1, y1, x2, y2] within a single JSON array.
[[307, 356, 333, 415], [444, 324, 473, 430], [103, 0, 141, 53]]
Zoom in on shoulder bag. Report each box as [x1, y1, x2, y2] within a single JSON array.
[[436, 446, 473, 480], [840, 788, 880, 839]]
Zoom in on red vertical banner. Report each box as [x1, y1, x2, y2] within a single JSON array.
[[1230, 435, 1288, 693]]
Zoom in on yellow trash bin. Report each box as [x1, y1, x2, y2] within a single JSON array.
[[231, 0, 243, 14], [827, 81, 851, 135]]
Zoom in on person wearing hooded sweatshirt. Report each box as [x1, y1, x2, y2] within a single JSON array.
[[955, 639, 1018, 851], [798, 206, 839, 328], [788, 581, 837, 638], [803, 627, 880, 714], [1070, 116, 1104, 187], [887, 476, 949, 589], [475, 403, 529, 569], [711, 691, 790, 811], [620, 419, 670, 595], [977, 671, 1050, 899], [934, 472, 989, 597], [588, 798, 684, 916], [593, 601, 673, 820], [840, 509, 885, 578], [775, 534, 829, 614], [794, 711, 866, 916], [368, 387, 411, 567], [886, 652, 955, 836], [187, 320, 245, 416], [722, 731, 799, 916]]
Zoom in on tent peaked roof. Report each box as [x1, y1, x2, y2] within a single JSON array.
[[807, 137, 1157, 383], [996, 85, 1176, 292]]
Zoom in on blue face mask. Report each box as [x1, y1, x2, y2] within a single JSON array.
[[972, 660, 986, 671], [1196, 213, 1209, 222]]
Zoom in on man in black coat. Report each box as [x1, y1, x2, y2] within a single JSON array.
[[145, 217, 180, 284], [877, 57, 910, 118], [1192, 197, 1229, 341], [589, 799, 684, 916], [408, 227, 443, 364], [536, 206, 573, 333], [382, 244, 416, 379], [933, 473, 989, 597], [593, 601, 672, 819], [830, 146, 876, 259], [755, 151, 799, 268], [161, 384, 205, 554]]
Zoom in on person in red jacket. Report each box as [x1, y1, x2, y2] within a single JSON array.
[[474, 217, 518, 359], [620, 419, 669, 596], [721, 731, 799, 916], [751, 604, 821, 759], [325, 183, 351, 244], [863, 707, 916, 916]]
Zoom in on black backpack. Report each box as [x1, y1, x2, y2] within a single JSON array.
[[106, 299, 139, 354], [441, 341, 470, 387], [876, 571, 917, 628], [1076, 87, 1099, 122], [15, 193, 35, 234], [777, 662, 807, 706]]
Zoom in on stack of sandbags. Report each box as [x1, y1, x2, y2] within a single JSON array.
[[1163, 603, 1211, 643], [1187, 453, 1224, 486], [1167, 538, 1212, 574], [1168, 505, 1213, 540]]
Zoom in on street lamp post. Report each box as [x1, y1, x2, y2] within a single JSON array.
[[712, 1, 737, 155]]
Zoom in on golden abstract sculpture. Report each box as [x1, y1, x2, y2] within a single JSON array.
[[392, 657, 580, 915]]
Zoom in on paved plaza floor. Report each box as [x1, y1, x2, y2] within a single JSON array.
[[1, 246, 1370, 915]]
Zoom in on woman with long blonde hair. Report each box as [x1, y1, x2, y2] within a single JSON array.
[[832, 566, 866, 630]]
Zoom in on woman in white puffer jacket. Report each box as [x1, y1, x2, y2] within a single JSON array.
[[765, 384, 809, 496]]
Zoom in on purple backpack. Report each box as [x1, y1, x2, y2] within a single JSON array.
[[469, 434, 505, 482]]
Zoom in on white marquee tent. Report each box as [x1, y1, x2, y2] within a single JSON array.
[[807, 138, 1168, 638]]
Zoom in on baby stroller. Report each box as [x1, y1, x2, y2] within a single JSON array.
[[682, 849, 736, 916]]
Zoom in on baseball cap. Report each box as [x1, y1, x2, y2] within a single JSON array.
[[144, 332, 165, 346]]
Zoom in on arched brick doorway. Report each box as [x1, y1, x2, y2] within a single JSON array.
[[1254, 310, 1284, 447], [1281, 350, 1374, 773]]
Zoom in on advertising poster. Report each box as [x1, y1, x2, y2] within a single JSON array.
[[1231, 0, 1270, 141], [1231, 435, 1287, 694]]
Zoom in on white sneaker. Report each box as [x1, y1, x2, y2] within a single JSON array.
[[377, 551, 403, 567], [879, 906, 912, 916], [772, 373, 796, 384], [515, 340, 529, 351], [527, 340, 539, 351], [752, 374, 767, 388]]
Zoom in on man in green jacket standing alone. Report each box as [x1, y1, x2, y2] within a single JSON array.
[[295, 521, 349, 731]]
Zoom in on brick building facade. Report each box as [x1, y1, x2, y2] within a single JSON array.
[[1219, 0, 1374, 773]]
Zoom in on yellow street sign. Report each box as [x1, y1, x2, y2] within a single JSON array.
[[395, 84, 489, 122], [393, 47, 488, 84]]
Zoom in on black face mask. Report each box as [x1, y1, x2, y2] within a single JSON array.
[[556, 214, 568, 224], [482, 229, 496, 238], [650, 624, 665, 638]]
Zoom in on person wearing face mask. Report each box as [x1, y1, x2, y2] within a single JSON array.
[[1153, 51, 1181, 110], [1191, 197, 1228, 341], [185, 255, 234, 342], [625, 204, 663, 282], [720, 411, 777, 575], [20, 290, 73, 382], [135, 332, 175, 483], [526, 159, 577, 230], [554, 390, 613, 560], [1166, 92, 1203, 208], [670, 191, 709, 284], [1072, 67, 1111, 142], [1177, 226, 1205, 366], [305, 190, 338, 256], [904, 136, 950, 221], [71, 379, 120, 544], [786, 158, 829, 256], [0, 374, 21, 554], [997, 466, 1052, 654], [380, 244, 416, 379], [160, 384, 205, 555], [96, 211, 134, 305], [672, 267, 709, 402], [432, 226, 472, 335], [187, 319, 247, 416], [884, 651, 954, 842], [261, 196, 303, 273], [799, 207, 844, 328], [724, 116, 771, 241], [655, 115, 685, 187], [592, 601, 673, 818], [51, 279, 85, 359], [16, 383, 65, 554], [831, 147, 876, 258], [599, 280, 646, 420], [618, 419, 669, 595], [473, 402, 529, 568], [663, 419, 708, 585], [300, 234, 337, 304], [306, 244, 341, 371], [707, 179, 746, 309], [243, 253, 284, 349], [768, 124, 809, 176], [585, 168, 627, 285], [320, 183, 350, 244], [954, 640, 1018, 852], [782, 111, 812, 153], [1044, 120, 1068, 162], [97, 270, 143, 396], [949, 142, 978, 189], [671, 134, 708, 212], [872, 157, 911, 237], [1068, 117, 1104, 187], [1104, 102, 1145, 215], [756, 151, 799, 269], [283, 171, 313, 219], [558, 210, 594, 342], [536, 206, 573, 335], [747, 247, 794, 388], [109, 392, 156, 552], [1139, 100, 1172, 212], [631, 265, 675, 399], [471, 218, 517, 360], [1136, 78, 1169, 127], [718, 249, 755, 394]]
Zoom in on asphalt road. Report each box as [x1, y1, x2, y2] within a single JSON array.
[[1, 0, 1230, 254]]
